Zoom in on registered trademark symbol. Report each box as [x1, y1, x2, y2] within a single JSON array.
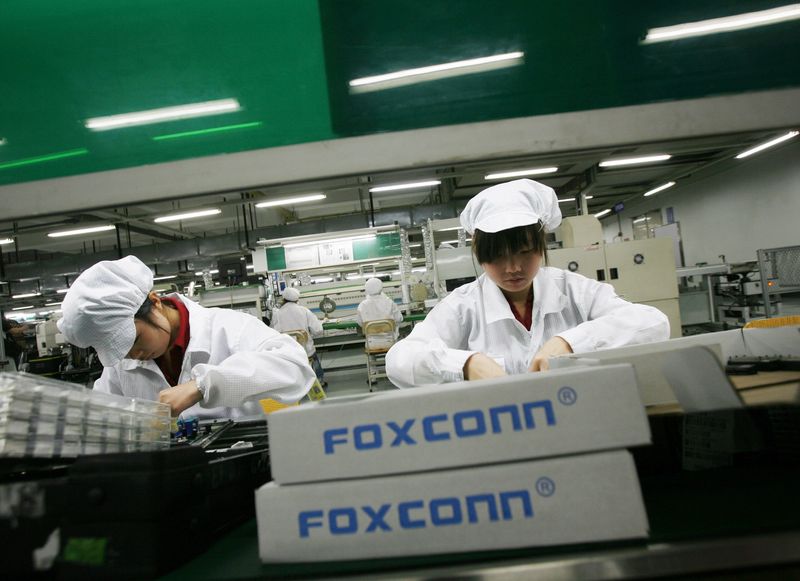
[[536, 477, 555, 497], [557, 386, 577, 406]]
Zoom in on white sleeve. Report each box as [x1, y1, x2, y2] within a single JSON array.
[[307, 309, 324, 337], [191, 318, 315, 407], [392, 302, 403, 324], [356, 304, 364, 328], [93, 366, 124, 395], [556, 276, 670, 353], [386, 299, 477, 388]]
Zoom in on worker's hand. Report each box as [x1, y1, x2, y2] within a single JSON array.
[[528, 337, 573, 372], [464, 353, 507, 381], [158, 380, 203, 417]]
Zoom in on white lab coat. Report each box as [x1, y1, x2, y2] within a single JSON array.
[[271, 301, 324, 357], [386, 266, 669, 388], [94, 294, 315, 419], [356, 293, 404, 334]]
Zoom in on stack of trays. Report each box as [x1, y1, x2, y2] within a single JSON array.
[[256, 363, 653, 562], [0, 373, 170, 458]]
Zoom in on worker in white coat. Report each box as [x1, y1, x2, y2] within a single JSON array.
[[57, 256, 316, 418], [271, 287, 326, 386], [356, 278, 404, 336], [386, 179, 670, 388]]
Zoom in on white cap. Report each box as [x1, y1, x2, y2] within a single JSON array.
[[459, 179, 562, 235], [56, 255, 153, 367], [364, 278, 383, 295], [282, 287, 300, 302]]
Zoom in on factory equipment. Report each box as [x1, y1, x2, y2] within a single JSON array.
[[197, 283, 265, 321], [35, 319, 67, 358], [714, 262, 781, 326], [758, 244, 800, 318]]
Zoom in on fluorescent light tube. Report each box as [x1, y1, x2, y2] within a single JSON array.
[[369, 180, 441, 193], [45, 302, 62, 307], [350, 52, 524, 93], [599, 154, 672, 168], [643, 182, 676, 197], [12, 306, 34, 311], [285, 235, 376, 249], [437, 226, 463, 232], [558, 197, 576, 203], [595, 209, 612, 218], [152, 275, 178, 281], [85, 98, 241, 131], [643, 4, 800, 44], [154, 208, 221, 223], [585, 195, 594, 199], [484, 166, 558, 180], [56, 288, 70, 294], [735, 130, 799, 159], [246, 264, 255, 270], [255, 194, 326, 208], [12, 292, 40, 299], [47, 225, 116, 238], [0, 238, 14, 245], [194, 269, 219, 276]]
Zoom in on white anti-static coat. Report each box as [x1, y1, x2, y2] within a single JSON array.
[[270, 301, 324, 356], [94, 294, 315, 419], [386, 266, 670, 388], [356, 293, 404, 331]]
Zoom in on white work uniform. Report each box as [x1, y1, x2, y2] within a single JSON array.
[[271, 301, 324, 357], [386, 266, 669, 388], [94, 294, 316, 419], [356, 293, 403, 335]]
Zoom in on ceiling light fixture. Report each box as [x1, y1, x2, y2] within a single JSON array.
[[255, 193, 326, 208], [154, 208, 221, 223], [599, 154, 672, 168], [12, 305, 34, 311], [194, 269, 220, 276], [285, 235, 376, 249], [45, 302, 62, 307], [350, 52, 524, 93], [12, 292, 40, 299], [0, 238, 14, 245], [152, 121, 262, 141], [484, 166, 558, 180], [47, 225, 116, 238], [56, 288, 70, 294], [643, 181, 676, 197], [735, 130, 799, 159], [85, 98, 241, 131], [152, 275, 178, 281], [558, 197, 576, 203], [0, 148, 88, 171], [585, 195, 594, 199], [595, 209, 612, 218], [642, 4, 800, 44], [369, 180, 441, 193]]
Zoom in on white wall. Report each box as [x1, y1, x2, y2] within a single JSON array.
[[602, 140, 800, 265]]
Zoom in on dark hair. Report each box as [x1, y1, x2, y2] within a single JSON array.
[[472, 222, 548, 264], [135, 296, 155, 321]]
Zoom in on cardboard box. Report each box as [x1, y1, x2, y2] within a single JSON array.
[[256, 450, 648, 563], [551, 326, 800, 410], [268, 364, 649, 484]]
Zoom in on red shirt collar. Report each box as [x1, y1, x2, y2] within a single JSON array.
[[155, 296, 190, 386], [506, 291, 534, 331]]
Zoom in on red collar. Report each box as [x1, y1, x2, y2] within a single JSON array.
[[155, 296, 190, 386], [506, 291, 533, 331]]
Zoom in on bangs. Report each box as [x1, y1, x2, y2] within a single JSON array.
[[472, 223, 546, 264]]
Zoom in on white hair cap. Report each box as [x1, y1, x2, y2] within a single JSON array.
[[56, 255, 153, 368], [459, 179, 562, 235], [364, 278, 383, 296], [282, 287, 300, 302]]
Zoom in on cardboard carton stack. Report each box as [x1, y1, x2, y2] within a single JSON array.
[[256, 364, 652, 562]]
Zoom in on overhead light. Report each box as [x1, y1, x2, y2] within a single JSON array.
[[154, 208, 221, 223], [246, 264, 255, 270], [369, 180, 441, 193], [56, 288, 70, 294], [633, 217, 649, 224], [152, 121, 262, 141], [153, 275, 178, 281], [285, 235, 376, 249], [12, 305, 34, 311], [558, 197, 576, 204], [350, 52, 524, 93], [255, 193, 326, 208], [0, 238, 14, 245], [409, 243, 422, 248], [585, 195, 594, 200], [599, 154, 672, 168], [45, 302, 62, 307], [643, 181, 676, 197], [194, 269, 220, 276], [437, 226, 463, 232], [85, 98, 241, 131], [735, 130, 799, 159], [0, 148, 88, 171], [48, 225, 116, 238], [484, 166, 558, 180], [643, 4, 800, 44], [12, 292, 40, 299], [595, 209, 612, 218]]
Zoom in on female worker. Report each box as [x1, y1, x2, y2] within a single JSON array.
[[270, 287, 326, 387], [57, 255, 316, 417], [386, 179, 669, 388]]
